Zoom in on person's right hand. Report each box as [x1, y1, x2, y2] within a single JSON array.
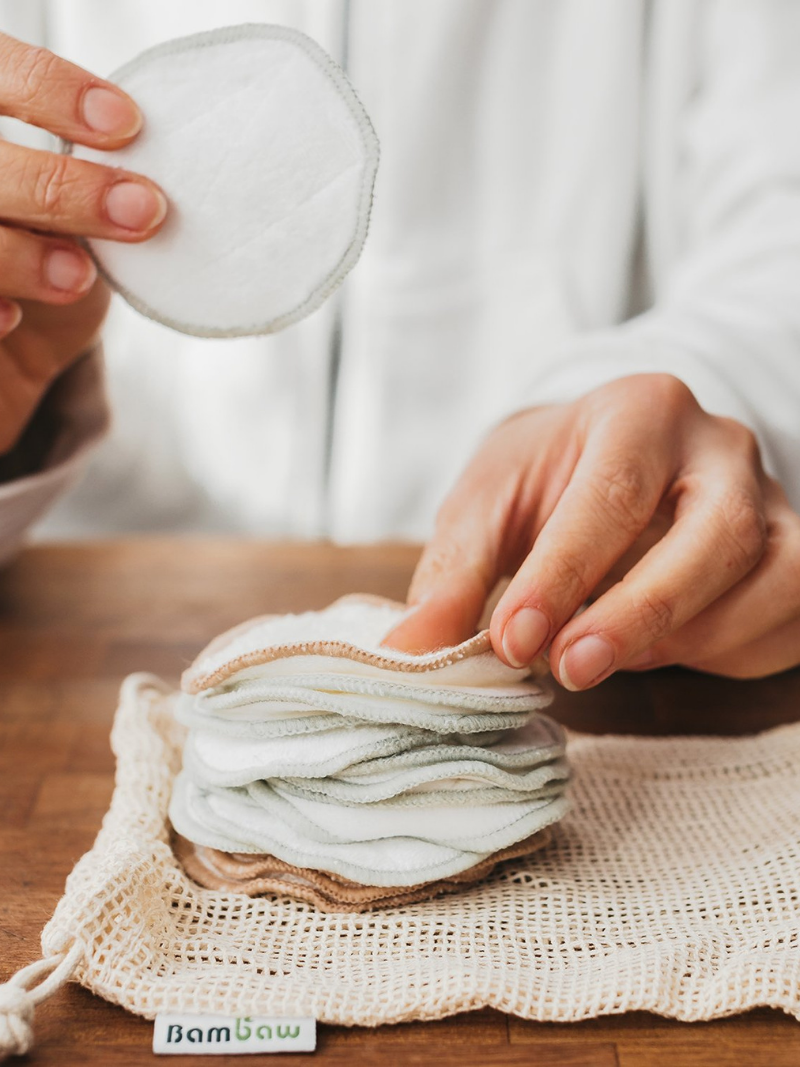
[[0, 32, 167, 453]]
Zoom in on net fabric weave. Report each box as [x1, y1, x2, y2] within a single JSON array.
[[40, 674, 800, 1025]]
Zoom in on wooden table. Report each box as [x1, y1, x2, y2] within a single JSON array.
[[1, 540, 799, 1067]]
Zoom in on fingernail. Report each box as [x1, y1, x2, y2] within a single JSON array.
[[46, 248, 96, 292], [82, 86, 142, 137], [0, 299, 21, 334], [105, 181, 167, 231], [501, 608, 550, 668], [560, 635, 615, 691]]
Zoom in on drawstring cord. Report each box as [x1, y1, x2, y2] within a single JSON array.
[[0, 942, 83, 1060]]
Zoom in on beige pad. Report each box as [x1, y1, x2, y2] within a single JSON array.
[[172, 827, 552, 913]]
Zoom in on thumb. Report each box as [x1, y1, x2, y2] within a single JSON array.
[[381, 509, 500, 654]]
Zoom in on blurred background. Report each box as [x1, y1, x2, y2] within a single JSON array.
[[3, 0, 798, 548]]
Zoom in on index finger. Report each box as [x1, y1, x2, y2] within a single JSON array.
[[490, 422, 672, 668], [0, 32, 142, 147]]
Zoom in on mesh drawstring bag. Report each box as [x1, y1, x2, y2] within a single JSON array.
[[2, 672, 800, 1058]]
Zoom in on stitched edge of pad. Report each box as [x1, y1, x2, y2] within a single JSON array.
[[184, 635, 504, 692], [183, 593, 549, 693], [62, 23, 380, 338], [172, 828, 553, 912]]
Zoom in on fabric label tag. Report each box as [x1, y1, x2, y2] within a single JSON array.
[[153, 1014, 316, 1054]]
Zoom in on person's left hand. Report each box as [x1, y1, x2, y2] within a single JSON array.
[[0, 32, 167, 455], [382, 375, 800, 687]]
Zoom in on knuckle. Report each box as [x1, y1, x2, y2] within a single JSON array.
[[632, 589, 676, 643], [716, 487, 767, 572], [548, 545, 593, 599], [11, 45, 61, 110], [720, 418, 763, 466], [591, 460, 650, 537], [602, 373, 695, 420], [647, 373, 696, 415], [762, 472, 791, 509], [31, 152, 74, 217], [765, 509, 800, 588]]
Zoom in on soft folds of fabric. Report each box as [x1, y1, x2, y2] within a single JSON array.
[[170, 775, 569, 886], [182, 716, 566, 789], [66, 24, 379, 338], [170, 763, 569, 884], [170, 595, 567, 887], [275, 760, 569, 806], [176, 683, 540, 735], [171, 829, 553, 913]]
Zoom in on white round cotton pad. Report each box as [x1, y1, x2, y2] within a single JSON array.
[[66, 24, 379, 337]]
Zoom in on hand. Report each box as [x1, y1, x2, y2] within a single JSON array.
[[383, 374, 800, 686], [0, 32, 167, 453]]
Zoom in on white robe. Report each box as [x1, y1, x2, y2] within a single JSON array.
[[1, 0, 799, 555]]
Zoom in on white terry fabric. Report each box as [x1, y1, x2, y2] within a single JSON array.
[[275, 759, 569, 806], [170, 774, 568, 887], [183, 714, 564, 787], [67, 24, 379, 338], [30, 674, 800, 1027], [195, 674, 546, 709], [170, 596, 567, 886], [183, 721, 432, 784], [176, 688, 538, 736]]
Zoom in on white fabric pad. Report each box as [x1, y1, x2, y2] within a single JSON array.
[[176, 694, 534, 739], [176, 700, 370, 739], [200, 674, 548, 711], [274, 764, 568, 807], [181, 685, 539, 735], [182, 595, 547, 693], [183, 721, 433, 784], [169, 772, 569, 886], [68, 25, 379, 337], [184, 715, 565, 788]]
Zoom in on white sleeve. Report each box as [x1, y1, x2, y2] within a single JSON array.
[[0, 349, 110, 565], [523, 1, 800, 508]]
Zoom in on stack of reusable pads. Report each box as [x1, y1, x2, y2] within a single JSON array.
[[169, 596, 569, 911]]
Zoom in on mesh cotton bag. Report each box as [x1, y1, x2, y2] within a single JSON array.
[[2, 637, 800, 1056]]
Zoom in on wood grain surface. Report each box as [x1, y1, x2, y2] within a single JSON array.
[[1, 540, 799, 1067]]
